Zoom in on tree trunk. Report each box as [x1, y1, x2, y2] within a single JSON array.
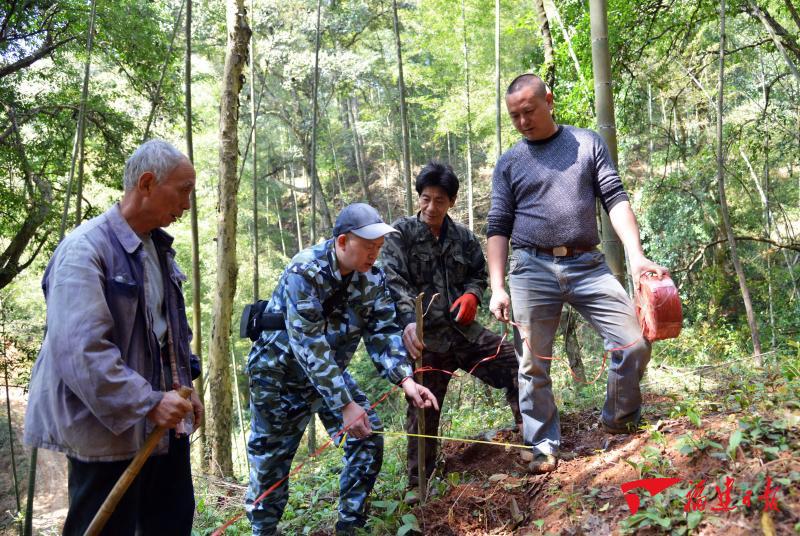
[[588, 0, 626, 286], [717, 0, 762, 364], [310, 0, 322, 243], [61, 0, 97, 235], [184, 0, 207, 468], [302, 152, 333, 233], [308, 0, 321, 448], [446, 131, 452, 163], [533, 0, 555, 91], [272, 185, 287, 257], [290, 165, 303, 252], [758, 53, 775, 347], [460, 0, 474, 231], [746, 1, 800, 84], [348, 97, 372, 203], [647, 83, 654, 182], [494, 0, 501, 161], [785, 0, 800, 32], [546, 0, 590, 108], [349, 106, 366, 193], [208, 0, 250, 478], [142, 0, 185, 142], [391, 0, 413, 215], [325, 118, 347, 206], [382, 142, 392, 222], [0, 106, 53, 291], [250, 0, 259, 300]]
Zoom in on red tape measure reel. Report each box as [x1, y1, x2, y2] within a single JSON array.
[[635, 273, 683, 342]]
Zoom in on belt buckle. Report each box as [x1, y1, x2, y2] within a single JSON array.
[[552, 246, 568, 257]]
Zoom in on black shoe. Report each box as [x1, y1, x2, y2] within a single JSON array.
[[335, 521, 363, 536]]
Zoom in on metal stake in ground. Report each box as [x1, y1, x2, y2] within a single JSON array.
[[84, 386, 193, 536], [414, 292, 427, 503]]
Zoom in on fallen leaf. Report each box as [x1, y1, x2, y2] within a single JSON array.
[[510, 497, 524, 523], [489, 473, 509, 482]]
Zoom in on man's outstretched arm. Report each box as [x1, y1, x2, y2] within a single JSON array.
[[608, 201, 669, 283]]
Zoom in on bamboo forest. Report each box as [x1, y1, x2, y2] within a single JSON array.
[[1, 0, 798, 534]]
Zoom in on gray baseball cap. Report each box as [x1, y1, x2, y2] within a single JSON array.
[[332, 203, 398, 239]]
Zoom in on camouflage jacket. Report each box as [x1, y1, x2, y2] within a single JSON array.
[[246, 238, 413, 411], [379, 214, 488, 352]]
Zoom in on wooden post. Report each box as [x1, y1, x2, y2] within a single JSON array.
[[414, 292, 426, 502]]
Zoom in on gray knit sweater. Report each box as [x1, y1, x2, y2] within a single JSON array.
[[487, 125, 629, 249]]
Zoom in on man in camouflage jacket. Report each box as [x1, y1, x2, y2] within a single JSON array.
[[379, 162, 521, 496], [246, 203, 438, 536]]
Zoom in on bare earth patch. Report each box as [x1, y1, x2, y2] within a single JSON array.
[[413, 393, 800, 535], [1, 386, 68, 536]]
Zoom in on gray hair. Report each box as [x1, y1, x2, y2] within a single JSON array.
[[122, 139, 187, 192]]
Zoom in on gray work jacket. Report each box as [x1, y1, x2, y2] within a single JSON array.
[[24, 204, 196, 462]]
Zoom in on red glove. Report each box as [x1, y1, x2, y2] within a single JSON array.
[[450, 293, 478, 325]]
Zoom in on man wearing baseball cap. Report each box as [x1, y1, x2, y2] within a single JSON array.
[[245, 203, 439, 536]]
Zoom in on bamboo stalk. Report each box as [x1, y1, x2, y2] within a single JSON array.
[[84, 386, 192, 536]]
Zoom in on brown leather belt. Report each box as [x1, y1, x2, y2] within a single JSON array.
[[535, 245, 596, 257]]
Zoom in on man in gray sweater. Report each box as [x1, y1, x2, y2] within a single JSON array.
[[487, 74, 668, 474]]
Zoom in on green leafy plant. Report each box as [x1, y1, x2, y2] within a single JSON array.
[[397, 513, 421, 536]]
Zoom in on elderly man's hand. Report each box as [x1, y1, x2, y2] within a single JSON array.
[[147, 390, 193, 429]]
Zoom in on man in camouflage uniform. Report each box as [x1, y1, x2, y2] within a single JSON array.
[[379, 161, 521, 496], [246, 203, 439, 536]]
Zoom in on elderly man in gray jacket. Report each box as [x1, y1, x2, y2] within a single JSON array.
[[24, 139, 202, 535]]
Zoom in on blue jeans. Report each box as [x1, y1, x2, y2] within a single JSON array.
[[509, 247, 650, 455]]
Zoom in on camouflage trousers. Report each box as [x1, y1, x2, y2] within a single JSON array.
[[246, 367, 383, 535], [405, 327, 521, 486]]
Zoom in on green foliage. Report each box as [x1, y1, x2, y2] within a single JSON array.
[[674, 434, 724, 457], [396, 513, 420, 535], [1, 0, 191, 290], [669, 402, 702, 428]]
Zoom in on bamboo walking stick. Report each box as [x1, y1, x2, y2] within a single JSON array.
[[414, 292, 427, 502], [84, 385, 192, 536]]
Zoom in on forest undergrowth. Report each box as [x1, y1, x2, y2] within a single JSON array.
[[189, 325, 800, 536]]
